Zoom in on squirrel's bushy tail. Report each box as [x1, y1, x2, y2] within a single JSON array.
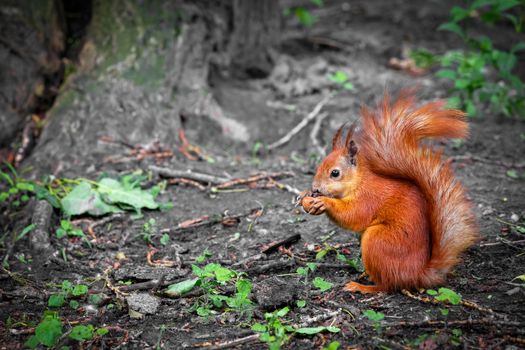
[[359, 90, 479, 286]]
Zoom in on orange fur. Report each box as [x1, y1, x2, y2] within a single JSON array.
[[302, 90, 479, 293]]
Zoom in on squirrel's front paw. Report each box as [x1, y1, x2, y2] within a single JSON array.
[[301, 196, 326, 215]]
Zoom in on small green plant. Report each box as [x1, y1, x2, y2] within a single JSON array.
[[363, 309, 385, 333], [315, 243, 363, 272], [430, 0, 525, 117], [312, 276, 333, 292], [296, 262, 317, 284], [48, 280, 89, 308], [141, 218, 157, 244], [322, 341, 341, 350], [0, 163, 35, 207], [426, 287, 462, 305], [25, 311, 62, 348], [327, 71, 354, 91], [284, 0, 323, 27], [166, 262, 254, 318], [251, 306, 340, 350]]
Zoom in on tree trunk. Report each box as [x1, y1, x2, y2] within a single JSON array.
[[228, 0, 280, 78]]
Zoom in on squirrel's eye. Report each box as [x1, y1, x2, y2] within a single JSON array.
[[330, 169, 340, 178]]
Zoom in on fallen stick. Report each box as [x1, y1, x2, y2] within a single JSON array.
[[149, 165, 230, 184], [309, 111, 329, 156], [384, 318, 523, 328], [214, 171, 294, 189], [267, 93, 334, 151], [401, 289, 495, 315], [261, 234, 302, 254]]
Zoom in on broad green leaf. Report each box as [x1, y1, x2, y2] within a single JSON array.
[[506, 169, 519, 179], [322, 341, 341, 350], [296, 299, 306, 308], [295, 326, 340, 335], [275, 307, 290, 317], [214, 266, 236, 283], [98, 178, 158, 210], [35, 317, 62, 347], [69, 325, 94, 341], [166, 278, 199, 297], [33, 184, 61, 208], [294, 8, 316, 27], [61, 182, 121, 216]]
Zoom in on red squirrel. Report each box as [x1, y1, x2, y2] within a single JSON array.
[[300, 91, 479, 293]]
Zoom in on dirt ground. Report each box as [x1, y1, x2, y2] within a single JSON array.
[[1, 1, 524, 349]]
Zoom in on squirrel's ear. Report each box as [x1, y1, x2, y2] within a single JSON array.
[[331, 124, 346, 150], [344, 124, 358, 164]]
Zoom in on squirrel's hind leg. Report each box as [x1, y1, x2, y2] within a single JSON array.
[[344, 281, 386, 294]]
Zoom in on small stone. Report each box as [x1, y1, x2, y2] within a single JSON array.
[[510, 213, 520, 223], [126, 292, 160, 315]]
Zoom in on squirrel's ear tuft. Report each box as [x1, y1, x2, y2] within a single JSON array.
[[332, 124, 346, 150], [344, 124, 358, 164]]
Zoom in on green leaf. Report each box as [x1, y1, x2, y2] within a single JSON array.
[[322, 341, 341, 350], [435, 287, 462, 305], [69, 300, 80, 309], [312, 277, 333, 292], [426, 289, 438, 295], [306, 262, 317, 271], [98, 178, 158, 210], [296, 299, 306, 308], [295, 326, 340, 334], [96, 327, 109, 336], [294, 8, 316, 27], [166, 278, 199, 297], [343, 82, 354, 91], [450, 6, 470, 22], [24, 335, 39, 349], [251, 323, 267, 332], [48, 294, 65, 307], [61, 182, 121, 216], [363, 309, 385, 321], [506, 169, 519, 179], [35, 317, 62, 347], [437, 22, 465, 38], [56, 228, 66, 240], [511, 42, 525, 53], [15, 224, 35, 241], [196, 306, 211, 317], [72, 284, 89, 296], [440, 308, 450, 316], [435, 69, 457, 80], [315, 249, 329, 260], [62, 280, 73, 293], [513, 274, 525, 282], [16, 182, 34, 191], [69, 325, 94, 341], [296, 267, 308, 276], [275, 307, 290, 318], [160, 233, 170, 246], [465, 100, 477, 117], [33, 184, 61, 208], [236, 279, 252, 299], [213, 266, 236, 283], [328, 71, 348, 84], [310, 0, 323, 6]]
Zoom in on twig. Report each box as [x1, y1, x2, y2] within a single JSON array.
[[401, 289, 495, 314], [168, 178, 207, 191], [267, 93, 334, 151], [149, 165, 229, 184], [259, 179, 302, 195], [480, 239, 525, 247], [214, 172, 294, 190], [384, 318, 523, 328], [310, 112, 329, 156], [261, 234, 302, 254], [193, 334, 260, 350], [147, 246, 179, 267], [103, 267, 129, 297], [295, 309, 341, 328]]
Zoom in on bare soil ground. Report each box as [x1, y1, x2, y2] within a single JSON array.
[[1, 1, 524, 349]]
